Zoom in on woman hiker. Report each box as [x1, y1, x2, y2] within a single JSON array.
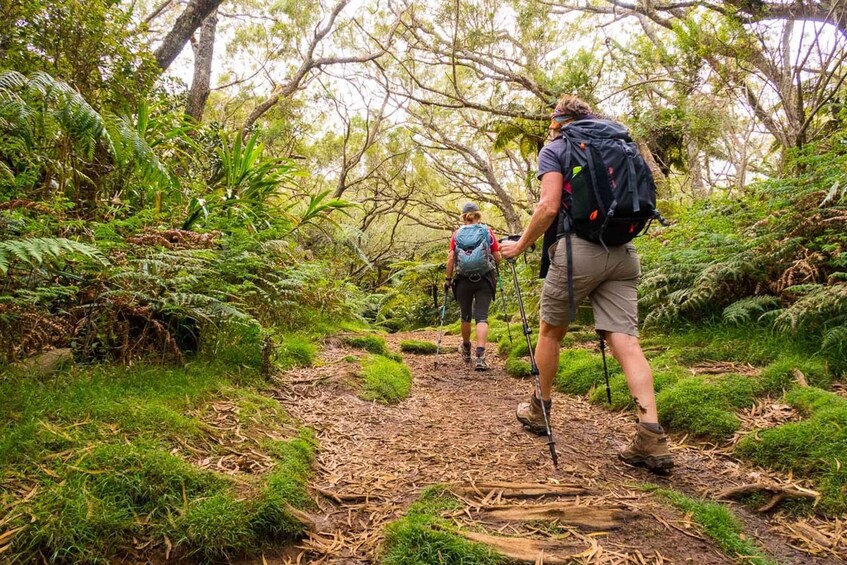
[[445, 202, 502, 371]]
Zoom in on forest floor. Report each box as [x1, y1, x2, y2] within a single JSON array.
[[260, 330, 844, 564]]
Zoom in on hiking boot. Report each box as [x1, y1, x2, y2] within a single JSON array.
[[516, 394, 551, 435], [474, 352, 489, 371], [618, 423, 674, 473], [460, 342, 472, 363]]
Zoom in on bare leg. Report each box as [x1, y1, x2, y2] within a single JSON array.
[[605, 332, 659, 423], [461, 321, 472, 343], [475, 322, 488, 348], [534, 320, 568, 400]]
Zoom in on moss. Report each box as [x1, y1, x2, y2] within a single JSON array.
[[736, 388, 847, 515], [759, 356, 831, 394], [655, 376, 749, 440], [277, 335, 316, 370], [505, 357, 532, 378], [360, 355, 412, 404], [381, 487, 505, 565], [400, 340, 437, 354], [554, 349, 621, 396], [344, 334, 390, 356], [644, 486, 775, 564]]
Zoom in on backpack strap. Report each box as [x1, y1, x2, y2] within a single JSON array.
[[619, 139, 640, 213]]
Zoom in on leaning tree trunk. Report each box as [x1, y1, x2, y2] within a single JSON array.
[[185, 9, 217, 122], [154, 0, 223, 71]]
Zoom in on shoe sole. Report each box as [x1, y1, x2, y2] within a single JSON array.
[[618, 453, 674, 474], [475, 365, 488, 371], [516, 416, 547, 436]]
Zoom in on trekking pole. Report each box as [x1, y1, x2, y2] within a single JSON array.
[[497, 273, 513, 344], [598, 332, 612, 404], [501, 241, 558, 469], [434, 287, 449, 369]]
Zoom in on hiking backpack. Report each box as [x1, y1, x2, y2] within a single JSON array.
[[545, 118, 664, 321], [555, 118, 662, 247], [454, 223, 496, 278]]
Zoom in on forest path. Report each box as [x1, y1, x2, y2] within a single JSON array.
[[264, 331, 838, 564]]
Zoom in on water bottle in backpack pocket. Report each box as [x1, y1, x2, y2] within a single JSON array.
[[455, 224, 495, 278]]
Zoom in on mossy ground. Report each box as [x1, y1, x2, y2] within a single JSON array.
[[359, 354, 413, 404], [380, 487, 505, 565], [0, 362, 315, 562], [345, 334, 403, 361], [643, 485, 775, 565]]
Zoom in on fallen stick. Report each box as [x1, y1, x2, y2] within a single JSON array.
[[715, 483, 819, 512], [457, 530, 585, 563], [445, 481, 592, 499], [478, 503, 636, 531]]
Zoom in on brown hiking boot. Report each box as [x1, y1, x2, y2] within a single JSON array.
[[516, 394, 551, 435], [474, 351, 489, 371], [460, 342, 472, 363], [618, 423, 674, 473]]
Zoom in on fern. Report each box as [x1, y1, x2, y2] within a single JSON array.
[[722, 296, 781, 325], [0, 237, 105, 276]]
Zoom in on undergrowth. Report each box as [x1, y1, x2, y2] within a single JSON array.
[[400, 340, 437, 354]]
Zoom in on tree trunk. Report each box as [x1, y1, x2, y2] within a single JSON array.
[[185, 9, 217, 121], [154, 0, 223, 71]]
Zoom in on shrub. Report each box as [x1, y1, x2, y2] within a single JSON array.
[[400, 340, 437, 354], [360, 355, 412, 404]]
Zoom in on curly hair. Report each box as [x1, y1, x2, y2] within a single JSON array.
[[552, 94, 593, 119]]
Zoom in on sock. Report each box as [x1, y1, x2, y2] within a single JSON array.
[[640, 422, 663, 433], [476, 347, 485, 357], [462, 341, 471, 349]]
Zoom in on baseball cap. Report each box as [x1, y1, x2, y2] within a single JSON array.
[[461, 202, 480, 214]]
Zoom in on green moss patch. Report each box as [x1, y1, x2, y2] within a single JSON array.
[[400, 340, 437, 354], [345, 334, 390, 356], [360, 355, 412, 404], [277, 335, 317, 370], [644, 486, 775, 564], [0, 363, 315, 562], [655, 374, 761, 440], [554, 349, 621, 396], [381, 487, 505, 565], [505, 357, 532, 378], [759, 356, 831, 394], [736, 388, 847, 515]]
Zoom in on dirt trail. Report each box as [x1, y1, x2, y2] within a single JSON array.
[[266, 331, 842, 564]]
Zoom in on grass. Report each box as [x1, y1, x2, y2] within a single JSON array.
[[345, 334, 391, 356], [643, 485, 775, 565], [359, 354, 412, 404], [554, 349, 621, 395], [505, 357, 532, 378], [277, 334, 317, 370], [735, 387, 847, 515], [758, 355, 831, 393], [0, 361, 316, 562], [380, 487, 505, 565], [400, 340, 437, 354]]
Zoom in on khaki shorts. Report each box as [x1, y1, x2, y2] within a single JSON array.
[[541, 237, 641, 336]]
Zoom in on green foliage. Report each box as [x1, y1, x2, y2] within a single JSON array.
[[0, 236, 105, 276], [554, 349, 621, 395], [644, 486, 775, 564], [381, 487, 505, 565], [736, 388, 847, 515], [400, 339, 437, 354], [359, 354, 412, 404], [759, 356, 831, 393]]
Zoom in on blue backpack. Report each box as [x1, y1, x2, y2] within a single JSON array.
[[454, 224, 495, 278]]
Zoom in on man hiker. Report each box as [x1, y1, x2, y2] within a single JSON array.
[[445, 202, 502, 371], [499, 95, 673, 472]]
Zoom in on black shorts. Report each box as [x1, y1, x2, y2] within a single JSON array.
[[453, 276, 494, 323]]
